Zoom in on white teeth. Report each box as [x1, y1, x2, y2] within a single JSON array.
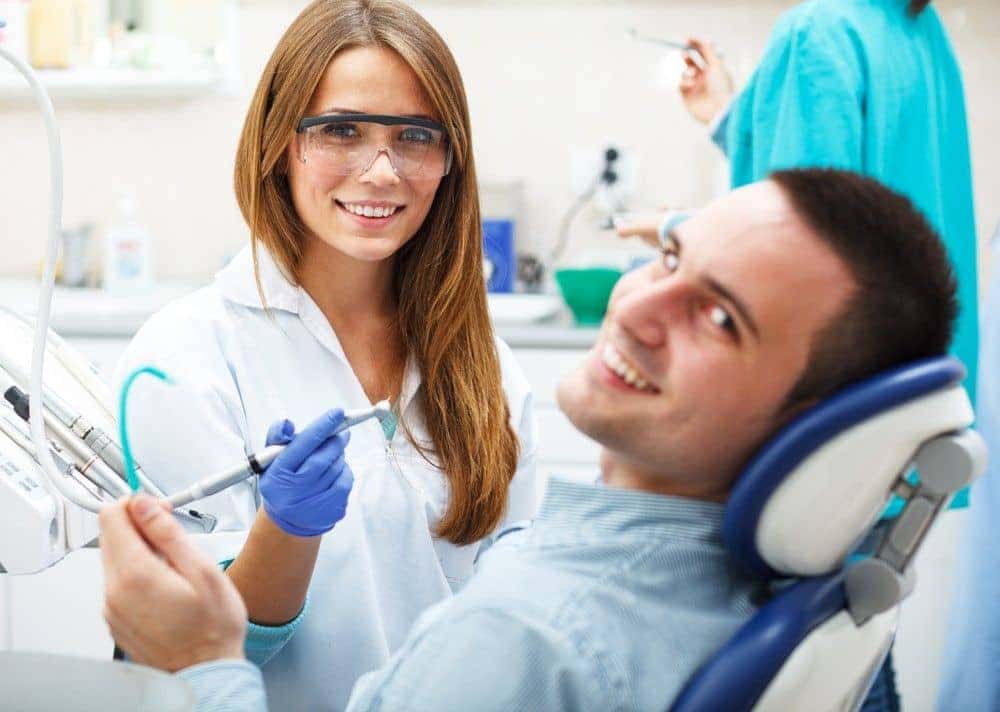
[[342, 203, 398, 218], [601, 344, 656, 393]]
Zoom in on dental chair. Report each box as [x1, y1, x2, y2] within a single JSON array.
[[671, 356, 986, 712]]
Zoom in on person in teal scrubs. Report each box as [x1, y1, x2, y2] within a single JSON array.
[[675, 0, 979, 411]]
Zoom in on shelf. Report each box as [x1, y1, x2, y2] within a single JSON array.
[[0, 67, 238, 102]]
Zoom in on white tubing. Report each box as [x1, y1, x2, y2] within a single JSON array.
[[0, 44, 102, 513]]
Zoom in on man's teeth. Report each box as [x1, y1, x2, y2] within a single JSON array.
[[342, 203, 398, 218], [601, 344, 655, 392]]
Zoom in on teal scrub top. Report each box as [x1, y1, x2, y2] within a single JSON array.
[[721, 0, 979, 407]]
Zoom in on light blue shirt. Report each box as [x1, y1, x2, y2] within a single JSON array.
[[720, 0, 979, 416], [178, 478, 765, 711], [937, 244, 1000, 711]]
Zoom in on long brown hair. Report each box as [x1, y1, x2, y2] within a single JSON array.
[[233, 0, 519, 545]]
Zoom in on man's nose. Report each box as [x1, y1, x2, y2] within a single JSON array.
[[360, 149, 400, 186], [612, 279, 681, 348]]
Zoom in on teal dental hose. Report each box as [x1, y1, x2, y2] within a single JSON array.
[[118, 365, 174, 493]]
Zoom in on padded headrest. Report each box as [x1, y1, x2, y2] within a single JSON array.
[[725, 357, 971, 579]]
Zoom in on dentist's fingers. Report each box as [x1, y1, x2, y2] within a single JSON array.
[[126, 495, 223, 590], [686, 37, 721, 67], [272, 409, 346, 471], [266, 419, 296, 447], [296, 431, 350, 477]]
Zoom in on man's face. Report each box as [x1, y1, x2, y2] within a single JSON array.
[[557, 181, 855, 497]]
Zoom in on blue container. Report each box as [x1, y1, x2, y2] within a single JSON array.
[[482, 219, 515, 293]]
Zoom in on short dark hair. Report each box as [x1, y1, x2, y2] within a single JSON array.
[[771, 168, 958, 409], [909, 0, 931, 15]]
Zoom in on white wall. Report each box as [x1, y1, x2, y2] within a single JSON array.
[[0, 0, 997, 283]]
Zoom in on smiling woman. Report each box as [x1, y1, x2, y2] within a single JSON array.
[[113, 1, 537, 710]]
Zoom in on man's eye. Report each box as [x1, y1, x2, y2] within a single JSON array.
[[662, 248, 680, 273], [709, 305, 737, 334]]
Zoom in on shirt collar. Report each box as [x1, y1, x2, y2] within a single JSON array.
[[536, 478, 726, 544], [215, 244, 301, 315]]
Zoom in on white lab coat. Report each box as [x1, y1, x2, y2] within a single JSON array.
[[113, 245, 539, 712]]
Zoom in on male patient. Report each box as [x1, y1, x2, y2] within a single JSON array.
[[99, 169, 957, 711]]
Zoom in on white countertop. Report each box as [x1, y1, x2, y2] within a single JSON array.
[[0, 280, 599, 349]]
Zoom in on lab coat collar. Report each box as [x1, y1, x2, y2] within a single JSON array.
[[215, 243, 423, 415], [214, 244, 301, 315]]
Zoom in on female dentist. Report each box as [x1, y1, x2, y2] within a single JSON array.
[[114, 1, 537, 710]]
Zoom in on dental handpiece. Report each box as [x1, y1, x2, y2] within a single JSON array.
[[4, 385, 132, 498], [0, 410, 115, 503], [1, 360, 164, 495], [2, 385, 216, 531], [165, 401, 393, 509]]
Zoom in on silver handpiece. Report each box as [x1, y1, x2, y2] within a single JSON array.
[[0, 411, 115, 504], [165, 401, 393, 509], [0, 360, 163, 496]]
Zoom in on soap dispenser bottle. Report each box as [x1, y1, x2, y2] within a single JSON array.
[[103, 188, 154, 295]]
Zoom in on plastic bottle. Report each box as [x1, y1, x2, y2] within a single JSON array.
[[103, 188, 154, 295], [27, 0, 74, 69]]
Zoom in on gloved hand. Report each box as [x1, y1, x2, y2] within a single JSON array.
[[260, 409, 355, 537]]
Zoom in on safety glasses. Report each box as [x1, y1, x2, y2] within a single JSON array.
[[296, 113, 453, 180]]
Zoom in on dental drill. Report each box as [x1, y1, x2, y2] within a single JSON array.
[[165, 401, 392, 508]]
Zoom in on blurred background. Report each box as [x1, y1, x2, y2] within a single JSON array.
[[0, 0, 996, 289]]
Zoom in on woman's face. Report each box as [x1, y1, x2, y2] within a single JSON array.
[[287, 46, 446, 264]]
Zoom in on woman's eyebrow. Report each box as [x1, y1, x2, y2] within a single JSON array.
[[316, 106, 436, 121]]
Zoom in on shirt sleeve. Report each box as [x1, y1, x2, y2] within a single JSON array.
[[739, 13, 864, 175], [176, 660, 268, 712], [707, 102, 733, 155], [345, 607, 609, 712]]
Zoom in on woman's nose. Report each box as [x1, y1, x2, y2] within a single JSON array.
[[360, 150, 400, 186]]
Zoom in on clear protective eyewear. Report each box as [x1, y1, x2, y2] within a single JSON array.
[[296, 113, 453, 180]]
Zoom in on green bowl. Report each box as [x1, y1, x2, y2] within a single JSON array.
[[555, 267, 624, 325]]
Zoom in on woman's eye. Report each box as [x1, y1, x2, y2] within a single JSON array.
[[323, 124, 358, 139], [709, 305, 737, 335], [399, 127, 434, 144]]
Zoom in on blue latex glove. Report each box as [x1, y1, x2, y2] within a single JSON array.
[[260, 409, 354, 537]]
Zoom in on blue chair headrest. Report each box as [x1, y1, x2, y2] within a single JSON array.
[[724, 357, 969, 580]]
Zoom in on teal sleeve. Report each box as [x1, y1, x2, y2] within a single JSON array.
[[219, 559, 308, 667], [728, 15, 864, 183]]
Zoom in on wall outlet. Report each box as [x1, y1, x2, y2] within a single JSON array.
[[568, 143, 639, 214]]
